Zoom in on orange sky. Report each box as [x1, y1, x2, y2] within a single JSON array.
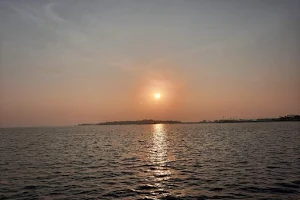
[[1, 0, 300, 127]]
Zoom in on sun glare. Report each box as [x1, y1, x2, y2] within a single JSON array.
[[154, 93, 161, 99]]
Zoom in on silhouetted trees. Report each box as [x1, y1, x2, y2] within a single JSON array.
[[78, 115, 300, 126]]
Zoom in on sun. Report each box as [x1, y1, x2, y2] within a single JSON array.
[[154, 93, 161, 99]]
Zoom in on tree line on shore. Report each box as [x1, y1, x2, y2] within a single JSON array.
[[78, 115, 299, 126]]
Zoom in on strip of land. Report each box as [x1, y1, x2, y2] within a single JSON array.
[[78, 115, 300, 126]]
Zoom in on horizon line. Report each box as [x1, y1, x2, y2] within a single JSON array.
[[1, 114, 299, 129]]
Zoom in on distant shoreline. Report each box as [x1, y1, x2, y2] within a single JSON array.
[[78, 115, 300, 126]]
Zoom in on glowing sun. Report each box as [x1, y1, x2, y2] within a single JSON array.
[[154, 93, 161, 99]]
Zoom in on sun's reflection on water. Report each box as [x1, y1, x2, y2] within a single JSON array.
[[149, 124, 171, 184]]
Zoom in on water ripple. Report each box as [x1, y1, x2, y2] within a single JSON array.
[[0, 122, 300, 199]]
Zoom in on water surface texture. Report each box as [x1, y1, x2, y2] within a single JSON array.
[[1, 122, 300, 199]]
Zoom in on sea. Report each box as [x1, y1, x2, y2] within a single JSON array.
[[1, 122, 300, 200]]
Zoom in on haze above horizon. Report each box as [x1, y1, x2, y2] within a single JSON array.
[[0, 0, 300, 127]]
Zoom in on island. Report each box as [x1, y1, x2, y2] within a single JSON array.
[[78, 115, 300, 126], [78, 119, 182, 126]]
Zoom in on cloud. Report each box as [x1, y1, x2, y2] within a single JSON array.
[[6, 1, 89, 45]]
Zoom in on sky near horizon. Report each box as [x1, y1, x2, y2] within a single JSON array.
[[0, 0, 300, 127]]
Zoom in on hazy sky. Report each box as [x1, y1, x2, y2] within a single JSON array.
[[1, 0, 300, 127]]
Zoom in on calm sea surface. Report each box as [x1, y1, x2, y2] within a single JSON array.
[[1, 122, 300, 200]]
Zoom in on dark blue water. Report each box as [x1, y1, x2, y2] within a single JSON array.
[[1, 122, 300, 199]]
